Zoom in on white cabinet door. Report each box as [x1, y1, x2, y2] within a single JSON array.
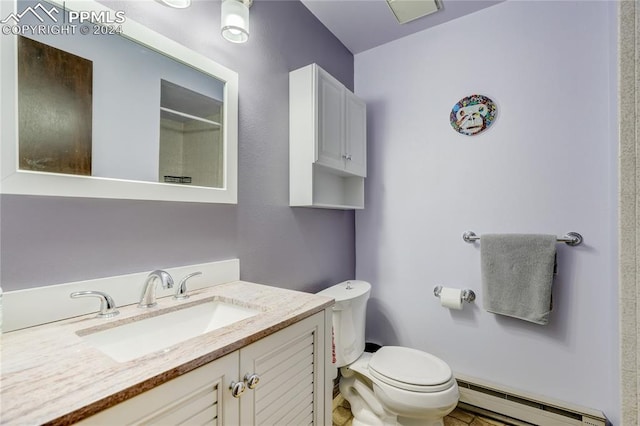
[[77, 352, 240, 426], [344, 91, 367, 177], [238, 312, 327, 426], [316, 68, 367, 177], [316, 69, 345, 171]]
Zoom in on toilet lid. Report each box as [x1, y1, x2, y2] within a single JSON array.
[[317, 280, 371, 302], [368, 346, 454, 392]]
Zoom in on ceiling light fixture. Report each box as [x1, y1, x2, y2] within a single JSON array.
[[221, 0, 252, 44], [155, 0, 191, 9], [386, 0, 441, 24]]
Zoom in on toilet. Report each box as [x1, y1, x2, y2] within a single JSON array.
[[318, 280, 458, 426]]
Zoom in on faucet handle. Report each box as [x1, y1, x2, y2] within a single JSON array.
[[174, 271, 202, 300], [70, 291, 119, 319]]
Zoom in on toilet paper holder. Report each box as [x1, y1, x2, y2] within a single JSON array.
[[433, 286, 476, 303]]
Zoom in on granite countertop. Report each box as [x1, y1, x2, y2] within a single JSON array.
[[0, 281, 334, 425]]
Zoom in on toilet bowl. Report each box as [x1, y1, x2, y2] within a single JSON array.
[[318, 280, 458, 426]]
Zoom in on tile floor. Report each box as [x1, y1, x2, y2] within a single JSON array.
[[332, 394, 513, 426]]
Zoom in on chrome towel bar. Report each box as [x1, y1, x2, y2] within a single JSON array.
[[462, 231, 583, 246]]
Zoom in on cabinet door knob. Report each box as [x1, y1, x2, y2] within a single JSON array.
[[230, 381, 246, 398], [244, 373, 260, 390]]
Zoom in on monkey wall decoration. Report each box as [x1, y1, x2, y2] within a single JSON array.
[[450, 94, 497, 136]]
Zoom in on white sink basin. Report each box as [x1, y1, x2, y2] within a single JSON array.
[[79, 300, 260, 362]]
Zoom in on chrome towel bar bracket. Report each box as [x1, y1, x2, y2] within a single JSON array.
[[462, 231, 583, 246]]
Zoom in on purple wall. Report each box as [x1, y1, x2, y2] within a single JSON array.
[[354, 1, 619, 422], [0, 0, 355, 293]]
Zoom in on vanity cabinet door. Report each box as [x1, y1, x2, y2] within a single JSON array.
[[77, 352, 240, 425], [238, 312, 327, 426]]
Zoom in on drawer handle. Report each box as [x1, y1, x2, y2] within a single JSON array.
[[244, 373, 260, 390], [230, 381, 246, 398]]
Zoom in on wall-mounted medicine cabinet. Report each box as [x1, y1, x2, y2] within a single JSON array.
[[289, 63, 367, 210]]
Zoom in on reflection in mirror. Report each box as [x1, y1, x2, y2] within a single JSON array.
[[160, 80, 223, 188], [1, 0, 238, 203], [18, 36, 93, 176]]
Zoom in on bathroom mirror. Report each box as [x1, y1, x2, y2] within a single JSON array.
[[0, 0, 238, 203]]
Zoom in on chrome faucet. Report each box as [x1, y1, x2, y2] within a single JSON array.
[[138, 270, 174, 308]]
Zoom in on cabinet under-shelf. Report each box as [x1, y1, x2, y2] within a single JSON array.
[[308, 164, 364, 210]]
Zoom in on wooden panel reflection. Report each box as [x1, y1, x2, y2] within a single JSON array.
[[18, 36, 93, 175]]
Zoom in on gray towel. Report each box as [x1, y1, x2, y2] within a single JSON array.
[[481, 234, 557, 325]]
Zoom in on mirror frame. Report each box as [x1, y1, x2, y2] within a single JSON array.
[[0, 0, 238, 203]]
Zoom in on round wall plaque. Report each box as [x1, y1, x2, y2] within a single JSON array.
[[450, 94, 497, 136]]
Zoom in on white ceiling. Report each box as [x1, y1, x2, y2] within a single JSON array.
[[299, 0, 504, 54]]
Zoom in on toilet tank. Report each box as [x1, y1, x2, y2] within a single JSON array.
[[317, 280, 371, 367]]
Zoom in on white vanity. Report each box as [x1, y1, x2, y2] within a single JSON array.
[[77, 311, 326, 425], [0, 277, 334, 424]]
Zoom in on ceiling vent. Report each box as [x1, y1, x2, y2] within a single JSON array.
[[385, 0, 441, 24]]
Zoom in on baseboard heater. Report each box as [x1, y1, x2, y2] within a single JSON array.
[[455, 374, 608, 426]]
